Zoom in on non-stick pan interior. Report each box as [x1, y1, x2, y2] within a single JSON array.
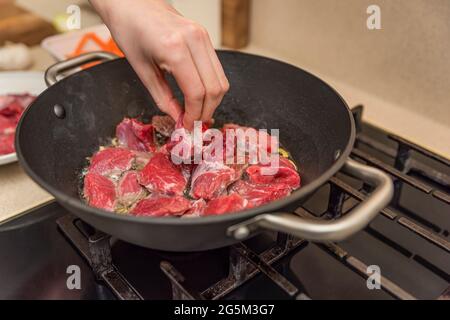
[[17, 51, 353, 202]]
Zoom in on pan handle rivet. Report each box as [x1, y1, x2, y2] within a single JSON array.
[[233, 227, 250, 240], [53, 104, 66, 119]]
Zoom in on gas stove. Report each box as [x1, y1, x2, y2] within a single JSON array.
[[0, 106, 448, 300]]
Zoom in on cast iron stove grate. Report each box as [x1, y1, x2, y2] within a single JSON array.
[[56, 106, 450, 300]]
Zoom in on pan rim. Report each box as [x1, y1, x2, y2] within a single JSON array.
[[15, 50, 356, 226]]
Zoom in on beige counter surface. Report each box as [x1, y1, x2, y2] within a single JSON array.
[[0, 162, 53, 223]]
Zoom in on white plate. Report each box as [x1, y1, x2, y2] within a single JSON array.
[[0, 71, 46, 166]]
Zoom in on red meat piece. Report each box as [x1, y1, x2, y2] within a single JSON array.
[[0, 116, 15, 135], [190, 161, 236, 200], [117, 171, 146, 206], [116, 118, 156, 152], [166, 113, 209, 163], [183, 199, 207, 217], [89, 147, 135, 178], [246, 156, 300, 189], [0, 95, 15, 110], [139, 152, 187, 195], [0, 133, 15, 155], [83, 173, 117, 211], [133, 151, 152, 170], [222, 123, 279, 155], [203, 193, 248, 216], [131, 194, 191, 217], [0, 101, 24, 123], [230, 180, 292, 208]]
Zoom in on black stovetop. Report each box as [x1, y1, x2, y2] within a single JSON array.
[[0, 106, 449, 300]]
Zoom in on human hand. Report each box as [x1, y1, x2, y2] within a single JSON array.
[[91, 0, 230, 129]]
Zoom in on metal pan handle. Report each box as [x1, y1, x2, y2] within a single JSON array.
[[45, 51, 118, 87], [227, 158, 394, 242]]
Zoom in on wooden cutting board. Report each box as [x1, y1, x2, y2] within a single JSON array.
[[0, 2, 57, 46]]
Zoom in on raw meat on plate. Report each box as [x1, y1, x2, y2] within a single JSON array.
[[0, 101, 24, 123], [0, 134, 15, 155], [83, 172, 117, 211], [0, 93, 35, 155], [131, 194, 191, 217], [0, 116, 15, 135], [139, 152, 187, 196]]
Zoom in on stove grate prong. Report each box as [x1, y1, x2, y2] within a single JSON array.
[[57, 215, 143, 300], [160, 261, 204, 300], [233, 243, 299, 297]]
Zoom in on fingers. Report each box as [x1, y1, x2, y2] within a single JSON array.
[[132, 59, 182, 121], [203, 30, 230, 96], [161, 36, 205, 130], [153, 22, 230, 128], [184, 24, 227, 123]]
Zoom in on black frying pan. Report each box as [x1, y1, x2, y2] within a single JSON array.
[[16, 51, 393, 251]]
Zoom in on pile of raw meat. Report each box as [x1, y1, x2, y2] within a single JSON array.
[[82, 116, 301, 217], [0, 94, 35, 155]]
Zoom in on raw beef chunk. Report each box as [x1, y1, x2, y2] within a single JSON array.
[[0, 134, 15, 154], [0, 101, 23, 123], [116, 118, 156, 152], [117, 171, 146, 206], [152, 115, 175, 137], [166, 113, 209, 162], [84, 173, 117, 211], [132, 151, 153, 170], [0, 93, 35, 155], [131, 194, 191, 217], [139, 152, 187, 195], [204, 194, 248, 215], [222, 123, 279, 154], [230, 180, 291, 208], [0, 116, 15, 135], [183, 199, 207, 217], [89, 147, 135, 178], [82, 115, 301, 217], [190, 161, 236, 200], [246, 156, 300, 189]]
